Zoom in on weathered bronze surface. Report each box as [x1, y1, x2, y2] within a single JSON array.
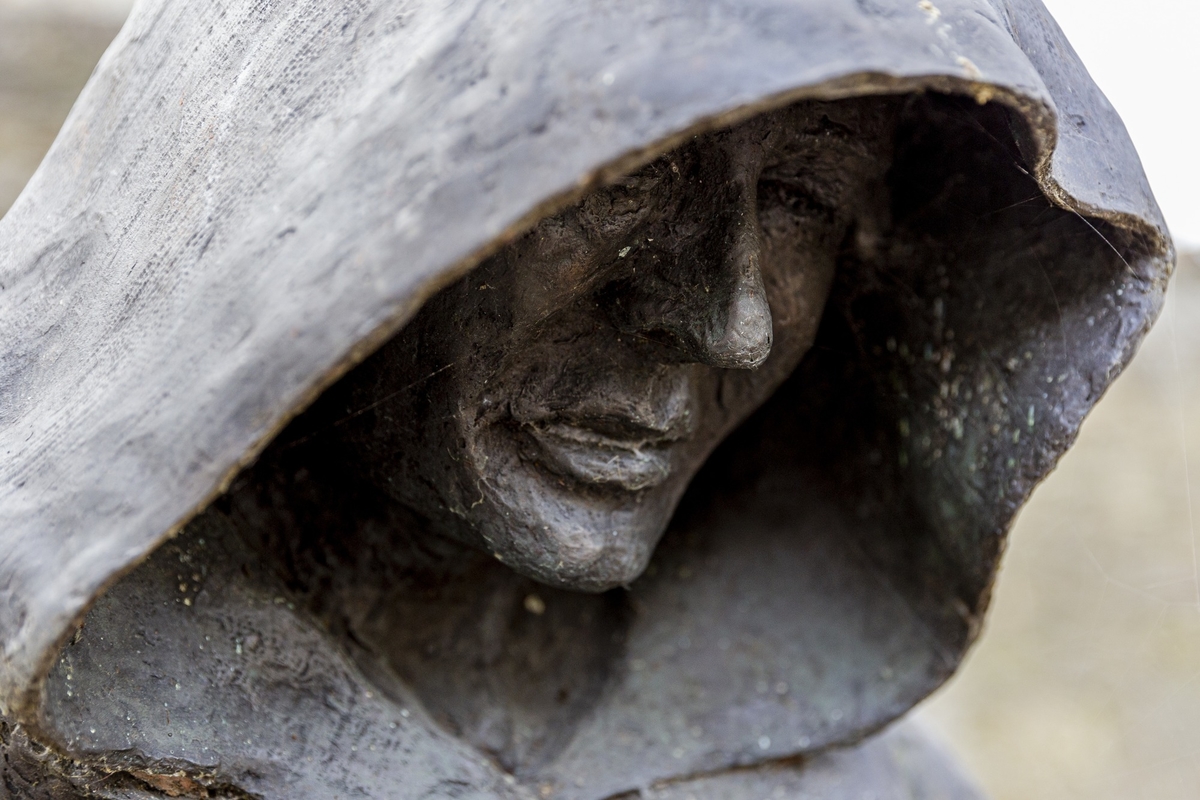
[[306, 103, 890, 593], [0, 0, 1173, 798]]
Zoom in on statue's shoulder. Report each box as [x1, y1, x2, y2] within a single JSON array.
[[10, 498, 988, 800], [23, 513, 525, 800]]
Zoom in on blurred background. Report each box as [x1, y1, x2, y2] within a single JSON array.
[[1, 1, 1196, 797]]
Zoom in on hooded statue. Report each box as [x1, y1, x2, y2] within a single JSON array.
[[0, 0, 1172, 798]]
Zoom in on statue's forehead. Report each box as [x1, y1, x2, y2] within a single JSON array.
[[607, 99, 901, 193]]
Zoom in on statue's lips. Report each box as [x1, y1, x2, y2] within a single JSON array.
[[522, 418, 683, 492]]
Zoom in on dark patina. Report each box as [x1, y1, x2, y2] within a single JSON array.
[[0, 1, 1172, 798]]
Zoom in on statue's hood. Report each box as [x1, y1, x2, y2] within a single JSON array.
[[0, 0, 1171, 784]]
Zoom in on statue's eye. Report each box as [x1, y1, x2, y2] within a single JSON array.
[[580, 165, 667, 236], [757, 176, 836, 222], [599, 184, 651, 217]]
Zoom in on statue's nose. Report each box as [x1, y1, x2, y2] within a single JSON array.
[[610, 199, 774, 369], [607, 142, 774, 370], [694, 219, 773, 369]]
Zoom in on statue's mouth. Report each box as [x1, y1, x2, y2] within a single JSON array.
[[521, 416, 685, 492]]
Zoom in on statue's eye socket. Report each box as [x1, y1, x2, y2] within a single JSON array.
[[609, 159, 673, 204], [580, 166, 668, 233], [606, 163, 669, 206], [757, 177, 836, 221], [600, 185, 652, 217]]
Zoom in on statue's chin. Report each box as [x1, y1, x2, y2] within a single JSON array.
[[474, 506, 662, 593], [453, 429, 684, 591], [509, 543, 655, 593]]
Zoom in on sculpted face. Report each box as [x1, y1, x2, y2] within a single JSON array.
[[346, 103, 892, 591]]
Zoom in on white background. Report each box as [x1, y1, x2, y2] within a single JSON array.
[[1040, 0, 1199, 247], [0, 0, 132, 23]]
